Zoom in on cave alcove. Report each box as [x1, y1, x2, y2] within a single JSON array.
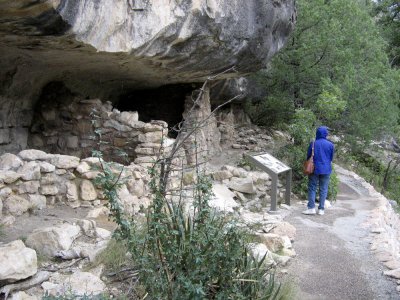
[[115, 84, 197, 137]]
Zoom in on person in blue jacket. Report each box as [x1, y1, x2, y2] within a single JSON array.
[[303, 126, 334, 216]]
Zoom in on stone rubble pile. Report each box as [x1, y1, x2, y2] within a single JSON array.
[[0, 218, 111, 299], [210, 165, 288, 213], [230, 125, 291, 152]]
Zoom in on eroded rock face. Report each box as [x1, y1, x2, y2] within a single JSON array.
[[59, 0, 295, 70], [0, 0, 295, 155]]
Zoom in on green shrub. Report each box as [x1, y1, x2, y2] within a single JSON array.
[[93, 153, 284, 299], [244, 96, 294, 127]]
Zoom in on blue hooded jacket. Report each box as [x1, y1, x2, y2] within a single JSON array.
[[307, 126, 334, 175]]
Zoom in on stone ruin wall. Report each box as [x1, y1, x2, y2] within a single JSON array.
[[0, 150, 152, 223], [28, 97, 169, 164], [0, 86, 239, 164]]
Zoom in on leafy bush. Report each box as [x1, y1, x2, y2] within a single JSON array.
[[92, 153, 285, 299], [244, 95, 294, 127]]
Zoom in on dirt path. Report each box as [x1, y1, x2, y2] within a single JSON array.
[[282, 169, 399, 299]]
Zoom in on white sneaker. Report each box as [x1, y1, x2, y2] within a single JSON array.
[[302, 208, 316, 215], [318, 209, 325, 215]]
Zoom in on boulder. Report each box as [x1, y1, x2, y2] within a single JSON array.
[[40, 185, 59, 196], [9, 291, 39, 300], [76, 162, 91, 174], [127, 179, 146, 198], [81, 171, 101, 180], [16, 181, 40, 194], [0, 153, 23, 171], [210, 184, 240, 213], [247, 243, 275, 266], [25, 224, 82, 257], [42, 271, 106, 296], [227, 177, 256, 194], [117, 185, 140, 215], [96, 228, 112, 240], [3, 195, 31, 216], [65, 182, 79, 201], [138, 132, 163, 143], [50, 155, 80, 169], [115, 111, 139, 127], [268, 221, 297, 241], [257, 233, 287, 253], [38, 161, 56, 173], [18, 149, 50, 161], [40, 173, 59, 185], [103, 119, 131, 132], [86, 207, 110, 219], [28, 194, 47, 210], [0, 240, 37, 282], [80, 180, 97, 201], [0, 171, 22, 184], [18, 162, 41, 181], [0, 187, 12, 200], [212, 170, 233, 181]]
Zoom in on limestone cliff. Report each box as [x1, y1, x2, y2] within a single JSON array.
[[0, 0, 296, 154]]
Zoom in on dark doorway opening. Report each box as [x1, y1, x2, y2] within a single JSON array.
[[115, 84, 196, 137]]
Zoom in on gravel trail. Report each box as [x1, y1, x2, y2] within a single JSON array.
[[281, 169, 399, 299]]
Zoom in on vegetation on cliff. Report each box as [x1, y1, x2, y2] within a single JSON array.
[[247, 0, 400, 201]]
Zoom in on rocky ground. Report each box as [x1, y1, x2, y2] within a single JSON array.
[[1, 125, 400, 299], [0, 125, 297, 299]]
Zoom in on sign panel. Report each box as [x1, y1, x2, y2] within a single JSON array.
[[252, 152, 290, 174]]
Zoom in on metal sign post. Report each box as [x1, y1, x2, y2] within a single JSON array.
[[245, 152, 292, 213]]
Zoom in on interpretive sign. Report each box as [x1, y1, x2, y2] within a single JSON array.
[[251, 152, 291, 174], [245, 152, 292, 213]]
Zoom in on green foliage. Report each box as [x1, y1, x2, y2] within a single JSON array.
[[328, 165, 339, 202], [92, 154, 285, 299], [337, 147, 400, 204], [250, 0, 399, 141], [244, 94, 294, 127], [373, 0, 400, 67], [315, 80, 347, 123], [127, 170, 282, 299], [288, 109, 316, 145]]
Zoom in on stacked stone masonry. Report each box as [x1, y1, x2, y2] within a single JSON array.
[[0, 150, 152, 218]]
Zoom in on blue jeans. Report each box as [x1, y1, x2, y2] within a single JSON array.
[[307, 174, 331, 210]]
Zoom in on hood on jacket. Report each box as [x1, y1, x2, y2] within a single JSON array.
[[316, 126, 329, 139]]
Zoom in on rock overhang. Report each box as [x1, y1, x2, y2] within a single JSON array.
[[0, 0, 296, 100]]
